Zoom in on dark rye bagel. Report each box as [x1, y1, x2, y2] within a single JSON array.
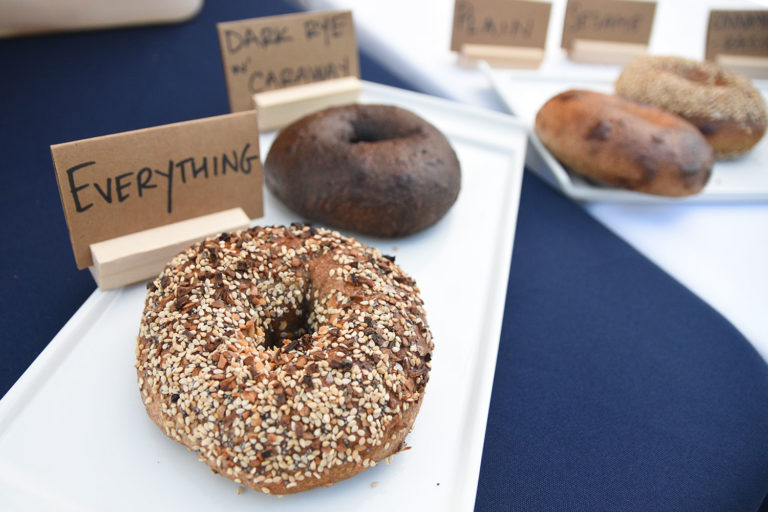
[[264, 104, 461, 237]]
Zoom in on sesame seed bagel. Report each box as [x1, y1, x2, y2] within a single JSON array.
[[535, 90, 714, 197], [615, 55, 768, 158], [136, 224, 433, 495]]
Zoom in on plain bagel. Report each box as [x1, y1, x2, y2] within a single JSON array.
[[535, 89, 714, 197]]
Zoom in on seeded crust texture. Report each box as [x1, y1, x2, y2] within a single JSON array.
[[615, 55, 768, 158], [136, 224, 433, 495], [535, 89, 714, 197], [264, 104, 461, 238]]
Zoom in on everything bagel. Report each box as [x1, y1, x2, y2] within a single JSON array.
[[136, 224, 433, 494]]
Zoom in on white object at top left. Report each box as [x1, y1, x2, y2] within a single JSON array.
[[0, 0, 203, 37]]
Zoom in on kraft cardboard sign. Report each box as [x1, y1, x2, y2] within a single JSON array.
[[706, 10, 768, 60], [217, 10, 360, 113], [451, 0, 552, 51], [51, 111, 262, 270], [561, 0, 656, 49]]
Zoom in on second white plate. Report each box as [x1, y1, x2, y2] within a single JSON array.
[[482, 62, 768, 203]]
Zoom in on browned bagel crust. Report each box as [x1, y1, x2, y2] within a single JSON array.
[[136, 225, 433, 494], [534, 90, 714, 197], [615, 56, 767, 158], [264, 104, 461, 237]]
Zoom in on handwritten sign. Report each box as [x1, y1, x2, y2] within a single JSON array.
[[706, 10, 768, 61], [51, 111, 262, 269], [217, 11, 360, 112], [561, 0, 656, 49], [451, 0, 552, 51]]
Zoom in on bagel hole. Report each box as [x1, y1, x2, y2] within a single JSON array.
[[263, 303, 313, 351], [680, 67, 710, 83], [349, 120, 420, 144], [678, 67, 726, 86], [713, 73, 728, 86]]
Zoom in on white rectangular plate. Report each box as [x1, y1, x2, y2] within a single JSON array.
[[0, 82, 526, 511], [482, 62, 768, 203]]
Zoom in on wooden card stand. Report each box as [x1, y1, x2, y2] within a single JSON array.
[[715, 54, 768, 80], [568, 39, 647, 66], [458, 43, 545, 69], [89, 208, 250, 290], [253, 76, 362, 132]]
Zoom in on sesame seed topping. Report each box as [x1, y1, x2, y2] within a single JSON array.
[[616, 55, 767, 125]]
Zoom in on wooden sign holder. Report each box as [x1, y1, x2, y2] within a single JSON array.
[[568, 39, 647, 65], [89, 207, 250, 290], [715, 54, 768, 80], [458, 43, 545, 69], [252, 76, 362, 132]]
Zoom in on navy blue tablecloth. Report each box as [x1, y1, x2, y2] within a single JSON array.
[[1, 2, 767, 510]]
